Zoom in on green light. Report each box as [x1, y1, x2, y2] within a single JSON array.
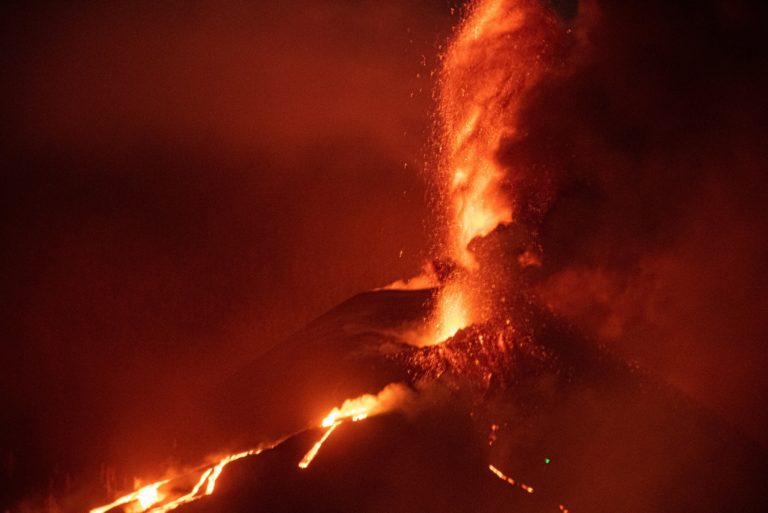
[[544, 457, 551, 464]]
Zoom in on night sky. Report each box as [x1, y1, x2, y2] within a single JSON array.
[[0, 1, 453, 504], [2, 0, 768, 510]]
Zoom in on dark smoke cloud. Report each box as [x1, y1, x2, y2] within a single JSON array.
[[0, 0, 455, 506], [494, 0, 768, 444]]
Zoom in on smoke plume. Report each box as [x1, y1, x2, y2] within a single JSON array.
[[471, 0, 768, 444]]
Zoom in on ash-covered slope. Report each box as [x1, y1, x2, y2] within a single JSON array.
[[186, 288, 766, 513], [202, 289, 433, 447]]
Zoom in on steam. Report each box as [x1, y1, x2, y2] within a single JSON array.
[[319, 383, 415, 425]]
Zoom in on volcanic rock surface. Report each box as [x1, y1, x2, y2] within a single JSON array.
[[184, 288, 768, 513]]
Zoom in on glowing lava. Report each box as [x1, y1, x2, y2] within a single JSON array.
[[298, 423, 339, 469], [89, 446, 275, 513], [136, 484, 162, 510], [90, 480, 169, 513], [488, 464, 534, 494], [423, 0, 562, 344], [89, 384, 411, 513], [431, 282, 471, 344], [439, 0, 541, 268], [298, 383, 412, 469]]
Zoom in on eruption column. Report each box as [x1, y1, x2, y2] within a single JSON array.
[[428, 0, 561, 343]]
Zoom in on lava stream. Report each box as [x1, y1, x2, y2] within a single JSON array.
[[90, 480, 169, 513], [298, 383, 412, 469], [298, 423, 340, 469], [89, 384, 411, 513], [88, 445, 273, 513]]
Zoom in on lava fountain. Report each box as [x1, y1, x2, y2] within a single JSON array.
[[427, 0, 563, 344]]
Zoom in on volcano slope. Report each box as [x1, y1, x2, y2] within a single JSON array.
[[182, 287, 768, 513]]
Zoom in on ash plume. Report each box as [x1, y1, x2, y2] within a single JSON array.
[[468, 0, 768, 444]]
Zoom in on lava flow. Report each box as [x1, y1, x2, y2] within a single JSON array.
[[88, 446, 274, 513], [90, 480, 169, 513], [89, 384, 410, 513], [298, 383, 411, 469]]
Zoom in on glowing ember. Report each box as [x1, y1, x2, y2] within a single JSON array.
[[488, 464, 535, 494], [488, 423, 500, 446], [488, 463, 516, 486]]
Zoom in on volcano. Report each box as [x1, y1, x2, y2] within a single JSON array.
[[7, 0, 768, 512], [84, 287, 767, 513]]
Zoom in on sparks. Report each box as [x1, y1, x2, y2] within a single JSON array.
[[426, 0, 560, 342], [439, 0, 543, 269]]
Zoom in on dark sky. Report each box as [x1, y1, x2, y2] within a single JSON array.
[[0, 0, 457, 503], [485, 0, 768, 446], [2, 0, 768, 509]]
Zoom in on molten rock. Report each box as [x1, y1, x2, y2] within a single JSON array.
[[181, 289, 767, 513]]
